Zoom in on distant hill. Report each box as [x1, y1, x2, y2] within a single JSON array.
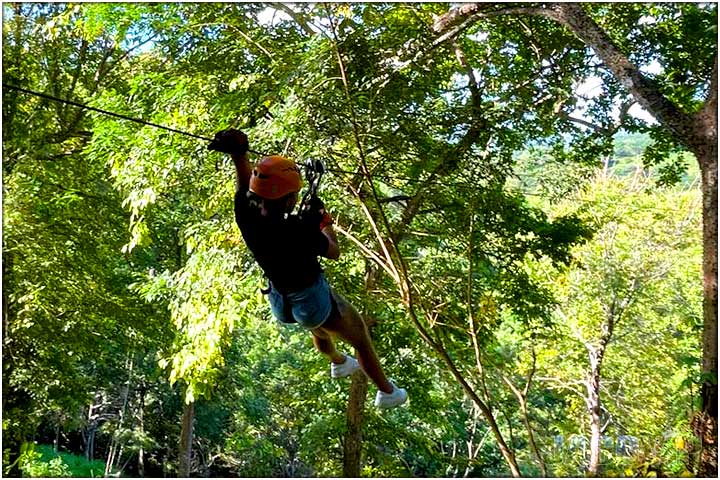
[[511, 132, 700, 197], [609, 132, 700, 187], [612, 132, 653, 159]]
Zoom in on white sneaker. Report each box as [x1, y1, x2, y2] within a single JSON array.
[[330, 354, 361, 378], [374, 381, 408, 409]]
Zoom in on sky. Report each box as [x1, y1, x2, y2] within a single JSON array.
[[256, 5, 661, 126], [574, 71, 659, 126], [132, 4, 661, 127]]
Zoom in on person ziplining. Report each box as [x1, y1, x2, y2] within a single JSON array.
[[208, 129, 407, 409], [3, 83, 407, 408]]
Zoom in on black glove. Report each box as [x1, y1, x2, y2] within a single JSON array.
[[208, 129, 249, 155]]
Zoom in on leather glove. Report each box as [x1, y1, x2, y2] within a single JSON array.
[[208, 129, 249, 155], [302, 196, 334, 230]]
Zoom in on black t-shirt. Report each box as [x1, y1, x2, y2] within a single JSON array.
[[234, 189, 329, 294]]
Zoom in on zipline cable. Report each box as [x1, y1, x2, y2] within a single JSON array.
[[2, 83, 490, 186], [3, 83, 219, 143], [3, 82, 698, 212], [3, 83, 400, 181]]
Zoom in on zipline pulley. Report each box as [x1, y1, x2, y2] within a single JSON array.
[[300, 158, 326, 211], [306, 158, 326, 195]]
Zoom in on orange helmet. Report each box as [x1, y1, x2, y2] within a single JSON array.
[[249, 155, 303, 199]]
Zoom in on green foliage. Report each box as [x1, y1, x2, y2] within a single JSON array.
[[533, 171, 702, 476], [15, 443, 108, 478], [2, 2, 710, 478]]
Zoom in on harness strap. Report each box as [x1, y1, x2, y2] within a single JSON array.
[[281, 294, 296, 324]]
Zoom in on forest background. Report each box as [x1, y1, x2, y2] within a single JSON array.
[[2, 2, 717, 478]]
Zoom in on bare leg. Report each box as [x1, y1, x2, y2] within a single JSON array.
[[311, 329, 346, 364], [313, 292, 393, 393]]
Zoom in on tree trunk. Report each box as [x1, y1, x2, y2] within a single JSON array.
[[105, 436, 117, 477], [107, 355, 133, 475], [87, 428, 95, 462], [343, 264, 378, 477], [548, 6, 718, 475], [115, 445, 125, 472], [686, 60, 718, 474], [138, 388, 146, 477], [506, 380, 546, 477], [343, 370, 369, 477], [54, 424, 60, 452], [87, 427, 95, 463], [2, 253, 11, 347], [586, 355, 603, 476], [85, 401, 95, 462], [695, 138, 718, 477], [2, 252, 15, 418], [179, 400, 195, 477]]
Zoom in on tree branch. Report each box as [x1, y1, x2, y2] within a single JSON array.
[[432, 4, 548, 34], [546, 4, 694, 143], [537, 376, 588, 402], [334, 222, 399, 284], [270, 3, 316, 36], [377, 195, 412, 204], [434, 2, 706, 149]]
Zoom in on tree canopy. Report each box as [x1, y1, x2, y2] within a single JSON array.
[[2, 2, 714, 477]]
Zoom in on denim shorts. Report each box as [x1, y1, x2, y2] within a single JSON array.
[[268, 273, 333, 329]]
